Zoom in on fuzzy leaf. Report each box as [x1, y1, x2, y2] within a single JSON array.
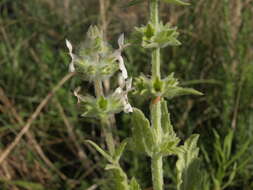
[[162, 0, 190, 6], [165, 87, 203, 99], [131, 108, 155, 156], [114, 140, 128, 162], [159, 135, 181, 157], [105, 164, 129, 190], [86, 140, 114, 163], [130, 178, 142, 190], [161, 100, 175, 135], [176, 134, 202, 190]]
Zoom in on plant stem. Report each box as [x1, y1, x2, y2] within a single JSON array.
[[150, 0, 160, 79], [152, 155, 164, 190], [94, 79, 115, 155], [150, 0, 164, 190], [94, 79, 104, 97]]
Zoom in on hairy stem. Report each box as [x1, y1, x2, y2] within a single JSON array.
[[150, 0, 160, 79], [152, 155, 164, 190], [94, 80, 115, 155], [150, 0, 164, 190]]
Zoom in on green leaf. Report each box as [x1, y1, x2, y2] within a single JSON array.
[[145, 23, 155, 39], [14, 181, 44, 190], [98, 96, 108, 110], [130, 177, 142, 190], [162, 0, 190, 6], [114, 140, 128, 162], [213, 130, 225, 165], [0, 179, 45, 190], [223, 129, 234, 160], [131, 108, 155, 156], [161, 100, 175, 135], [176, 134, 201, 190], [225, 140, 250, 168], [105, 164, 129, 190], [159, 137, 181, 157], [222, 163, 237, 189], [86, 140, 114, 163], [165, 87, 203, 99]]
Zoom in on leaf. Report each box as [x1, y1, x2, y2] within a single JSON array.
[[162, 0, 190, 6], [165, 87, 203, 99], [161, 100, 175, 135], [213, 130, 225, 165], [159, 135, 180, 157], [105, 164, 129, 190], [114, 140, 128, 162], [86, 140, 114, 163], [131, 108, 155, 156], [223, 129, 234, 160], [225, 140, 250, 168], [222, 163, 237, 189], [130, 177, 142, 190], [176, 134, 202, 190], [0, 180, 45, 190]]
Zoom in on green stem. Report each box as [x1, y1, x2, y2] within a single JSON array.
[[94, 80, 115, 155], [150, 0, 160, 79], [150, 0, 159, 29], [114, 163, 130, 190], [101, 118, 115, 155], [152, 155, 164, 190], [150, 0, 164, 190], [152, 48, 161, 80]]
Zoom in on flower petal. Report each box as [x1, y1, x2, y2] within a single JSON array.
[[124, 102, 133, 113], [118, 34, 124, 50], [126, 78, 132, 91], [66, 39, 76, 72], [74, 87, 84, 103], [66, 39, 73, 54], [116, 54, 128, 79], [69, 61, 75, 72]]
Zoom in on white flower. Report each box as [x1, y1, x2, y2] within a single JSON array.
[[66, 39, 76, 72], [113, 34, 129, 80], [118, 34, 125, 50], [73, 86, 85, 103], [113, 78, 133, 113]]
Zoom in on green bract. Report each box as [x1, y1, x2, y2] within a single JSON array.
[[72, 55, 118, 81], [79, 95, 124, 118], [135, 22, 181, 48], [66, 26, 120, 80], [133, 73, 203, 100]]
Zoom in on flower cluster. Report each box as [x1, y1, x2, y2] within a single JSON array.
[[66, 26, 133, 117], [133, 73, 203, 100], [135, 22, 181, 49], [66, 26, 128, 81]]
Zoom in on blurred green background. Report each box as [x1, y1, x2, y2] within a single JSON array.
[[0, 0, 253, 189]]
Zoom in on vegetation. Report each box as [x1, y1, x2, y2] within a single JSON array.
[[0, 0, 252, 189]]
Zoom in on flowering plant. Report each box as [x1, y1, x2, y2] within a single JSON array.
[[65, 0, 202, 189]]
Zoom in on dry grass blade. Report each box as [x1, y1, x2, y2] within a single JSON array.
[[0, 72, 75, 165], [55, 100, 93, 170], [0, 87, 68, 180]]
